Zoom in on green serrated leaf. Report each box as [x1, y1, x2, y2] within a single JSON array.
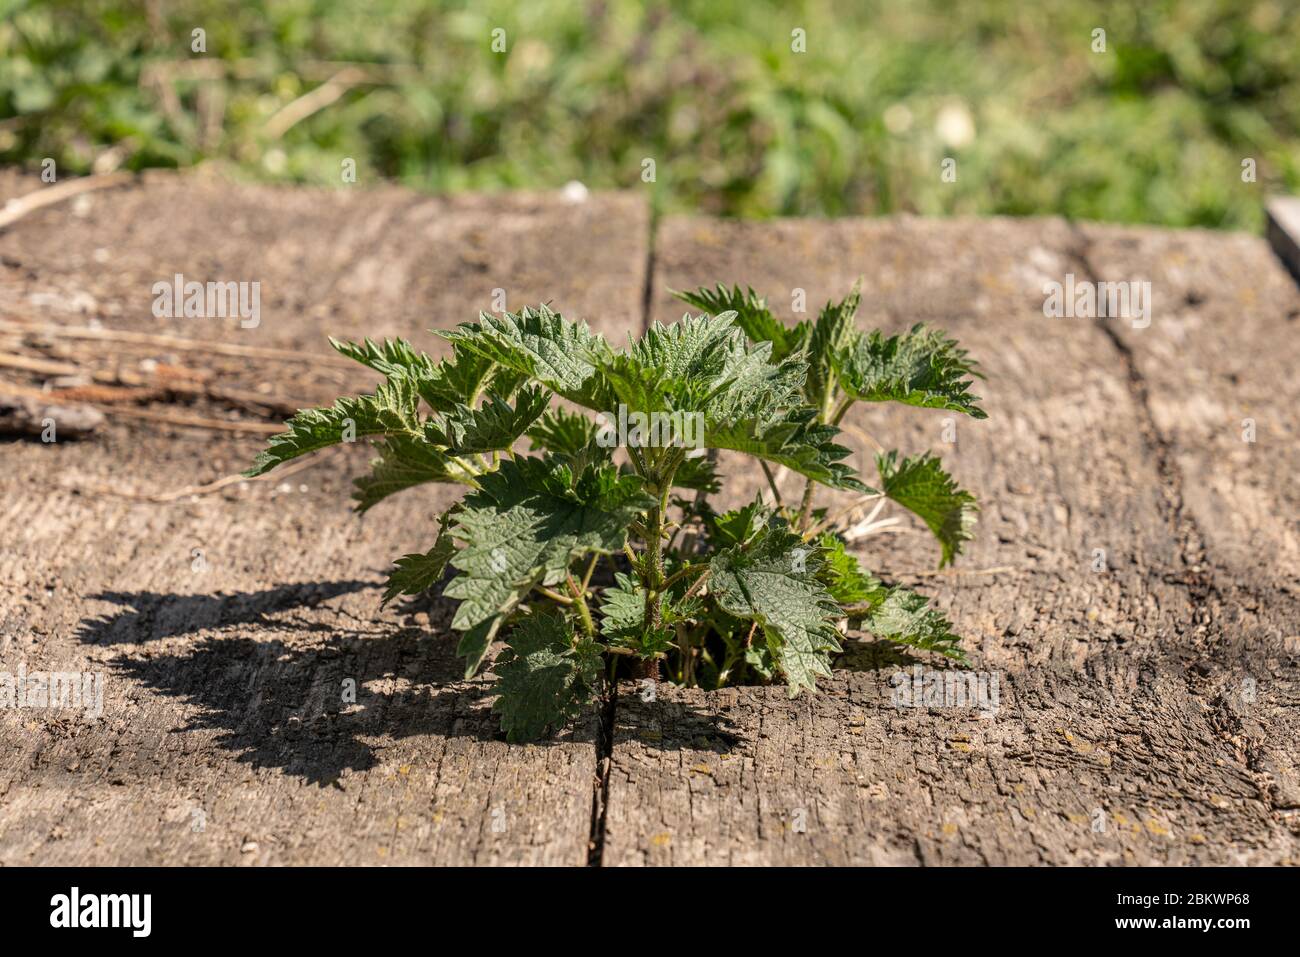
[[855, 586, 966, 663], [600, 312, 807, 428], [571, 311, 861, 492], [491, 611, 603, 742], [707, 407, 869, 492], [671, 284, 810, 362], [743, 642, 777, 679], [597, 572, 675, 658], [805, 281, 861, 408], [527, 406, 599, 458], [353, 434, 470, 512], [456, 616, 503, 682], [835, 324, 986, 418], [381, 508, 458, 606], [444, 457, 650, 677], [816, 532, 883, 604], [439, 305, 614, 410], [709, 523, 842, 695], [245, 376, 421, 477], [331, 336, 509, 409], [330, 336, 440, 384], [706, 498, 770, 548], [671, 452, 720, 493], [425, 385, 550, 455], [422, 346, 514, 408], [877, 451, 978, 567]]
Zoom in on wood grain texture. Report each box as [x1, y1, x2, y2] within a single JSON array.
[[4, 183, 1296, 866], [0, 175, 650, 865], [1078, 222, 1300, 816], [0, 170, 647, 414], [600, 215, 1299, 865]]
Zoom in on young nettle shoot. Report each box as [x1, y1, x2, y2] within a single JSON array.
[[247, 283, 985, 741]]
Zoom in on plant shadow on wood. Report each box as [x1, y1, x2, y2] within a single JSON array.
[[833, 639, 944, 673], [614, 695, 745, 754], [613, 642, 940, 755], [75, 580, 374, 645], [72, 580, 729, 783], [73, 581, 561, 785]]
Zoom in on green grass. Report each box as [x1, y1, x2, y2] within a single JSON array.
[[2, 0, 1297, 229]]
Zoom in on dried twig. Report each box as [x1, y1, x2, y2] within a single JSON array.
[[0, 320, 358, 368], [0, 172, 134, 231], [808, 491, 884, 537], [900, 564, 1020, 578], [92, 405, 282, 434], [151, 453, 316, 501], [263, 68, 369, 139], [0, 350, 317, 415], [839, 421, 886, 455], [0, 353, 84, 377]]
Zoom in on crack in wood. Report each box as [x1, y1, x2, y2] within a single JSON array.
[[588, 205, 661, 866], [1067, 224, 1289, 820], [586, 681, 617, 866], [1067, 225, 1217, 622]]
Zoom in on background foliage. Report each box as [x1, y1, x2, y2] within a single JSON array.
[[2, 0, 1297, 229]]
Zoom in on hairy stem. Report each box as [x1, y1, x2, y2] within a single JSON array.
[[567, 574, 595, 638], [759, 460, 784, 507], [580, 552, 599, 592], [646, 485, 671, 605], [536, 586, 574, 606], [634, 445, 686, 672], [830, 395, 855, 426], [661, 562, 706, 591]]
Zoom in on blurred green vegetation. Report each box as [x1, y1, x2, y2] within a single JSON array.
[[2, 0, 1297, 230]]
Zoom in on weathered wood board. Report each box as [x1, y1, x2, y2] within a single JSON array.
[[1266, 197, 1300, 284], [600, 216, 1299, 865], [1, 173, 1295, 865], [1080, 223, 1300, 815], [0, 171, 649, 865]]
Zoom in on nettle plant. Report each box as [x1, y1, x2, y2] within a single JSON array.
[[247, 282, 985, 741]]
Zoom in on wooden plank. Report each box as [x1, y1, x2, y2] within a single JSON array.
[[0, 176, 651, 865], [1077, 223, 1300, 627], [0, 169, 645, 399], [1266, 196, 1300, 282], [599, 215, 1297, 865], [608, 660, 1285, 865], [1078, 222, 1300, 814]]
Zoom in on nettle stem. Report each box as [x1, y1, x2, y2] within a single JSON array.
[[796, 478, 816, 532], [831, 396, 855, 426], [797, 389, 854, 532], [567, 573, 596, 638], [661, 562, 705, 591], [633, 444, 687, 680]]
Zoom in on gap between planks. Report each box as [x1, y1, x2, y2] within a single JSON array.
[[587, 205, 661, 865]]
